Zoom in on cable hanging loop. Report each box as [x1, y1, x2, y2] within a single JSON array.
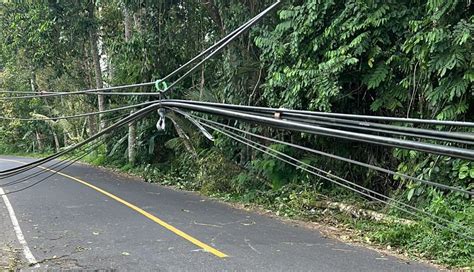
[[156, 108, 167, 132]]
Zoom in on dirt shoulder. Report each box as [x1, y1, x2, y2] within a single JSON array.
[[0, 201, 24, 270]]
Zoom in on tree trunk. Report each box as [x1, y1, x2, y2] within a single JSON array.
[[36, 131, 44, 152], [63, 131, 68, 147], [52, 129, 60, 152], [80, 118, 88, 140], [88, 1, 106, 132], [123, 6, 133, 42], [30, 69, 38, 93], [128, 111, 137, 165], [88, 114, 98, 137], [82, 41, 98, 137], [123, 7, 137, 165]]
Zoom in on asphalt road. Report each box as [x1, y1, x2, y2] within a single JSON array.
[[0, 156, 437, 271]]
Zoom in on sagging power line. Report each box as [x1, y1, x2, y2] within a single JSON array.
[[1, 0, 472, 243], [191, 116, 473, 240]]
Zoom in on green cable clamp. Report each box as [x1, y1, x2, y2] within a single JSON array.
[[155, 79, 168, 93]]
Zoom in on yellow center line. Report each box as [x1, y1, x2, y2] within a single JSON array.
[[0, 158, 228, 258]]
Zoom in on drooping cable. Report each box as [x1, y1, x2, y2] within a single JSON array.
[[0, 110, 127, 187], [188, 114, 473, 235], [0, 101, 155, 121], [0, 81, 157, 100], [0, 102, 160, 177], [3, 99, 472, 151], [0, 112, 147, 179], [0, 139, 104, 188], [194, 118, 473, 240], [157, 101, 474, 161], [177, 111, 472, 196], [0, 111, 127, 186], [180, 103, 474, 144], [0, 139, 103, 196], [168, 100, 474, 128]]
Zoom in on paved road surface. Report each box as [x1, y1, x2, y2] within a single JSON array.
[[0, 156, 436, 271]]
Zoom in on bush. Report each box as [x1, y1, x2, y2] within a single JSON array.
[[197, 151, 241, 195]]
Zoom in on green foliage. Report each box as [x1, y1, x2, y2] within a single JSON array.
[[256, 0, 473, 121], [252, 144, 298, 189], [1, 0, 473, 267], [84, 144, 108, 166], [367, 209, 474, 267], [196, 150, 241, 194]]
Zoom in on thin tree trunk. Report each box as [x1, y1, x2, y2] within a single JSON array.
[[52, 129, 60, 152], [88, 1, 106, 132], [88, 115, 98, 137], [36, 131, 44, 151], [127, 113, 137, 166], [83, 42, 98, 137], [128, 111, 137, 165], [123, 7, 137, 165], [81, 118, 88, 140], [124, 6, 132, 41], [30, 69, 37, 93]]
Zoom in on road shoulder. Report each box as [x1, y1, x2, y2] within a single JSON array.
[[0, 197, 25, 270]]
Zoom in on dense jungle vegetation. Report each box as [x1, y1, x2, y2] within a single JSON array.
[[0, 0, 473, 267]]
